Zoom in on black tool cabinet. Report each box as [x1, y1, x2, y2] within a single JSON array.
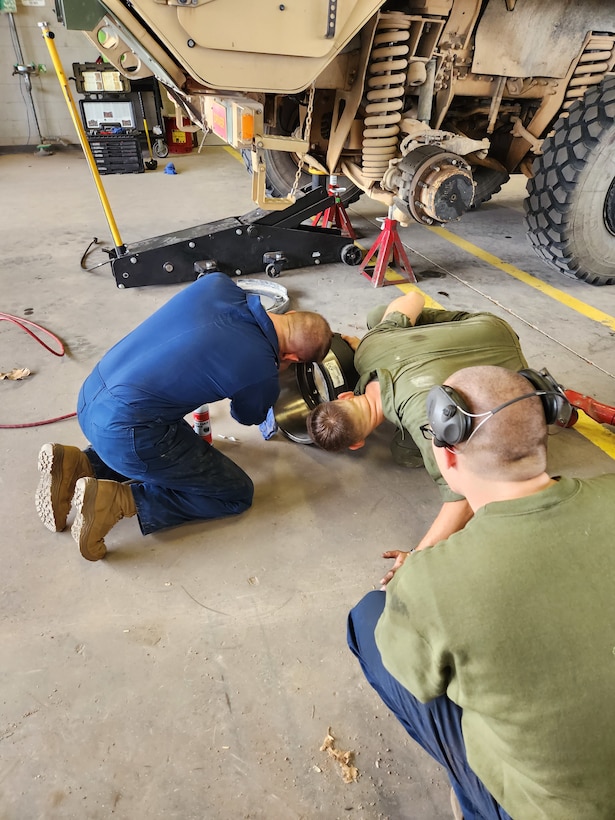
[[87, 132, 144, 175], [73, 63, 166, 175]]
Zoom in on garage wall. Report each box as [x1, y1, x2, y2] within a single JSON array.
[[0, 5, 98, 147]]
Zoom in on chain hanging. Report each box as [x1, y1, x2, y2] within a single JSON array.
[[289, 83, 316, 199]]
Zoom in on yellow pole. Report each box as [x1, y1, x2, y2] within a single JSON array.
[[38, 21, 126, 255]]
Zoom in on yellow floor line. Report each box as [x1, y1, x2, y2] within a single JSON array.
[[567, 414, 615, 460], [387, 279, 444, 309], [223, 145, 244, 163], [426, 225, 615, 332]]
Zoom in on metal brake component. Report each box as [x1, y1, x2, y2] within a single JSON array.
[[234, 278, 290, 314]]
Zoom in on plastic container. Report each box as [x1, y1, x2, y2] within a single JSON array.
[[193, 404, 213, 443]]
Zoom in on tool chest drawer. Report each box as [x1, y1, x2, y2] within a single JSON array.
[[87, 133, 144, 175]]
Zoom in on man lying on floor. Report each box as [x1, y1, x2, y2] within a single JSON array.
[[306, 291, 554, 572]]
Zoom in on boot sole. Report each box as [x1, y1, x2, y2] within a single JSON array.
[[35, 443, 67, 532], [71, 479, 107, 562]]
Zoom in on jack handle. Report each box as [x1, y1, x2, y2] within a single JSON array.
[[39, 21, 126, 258]]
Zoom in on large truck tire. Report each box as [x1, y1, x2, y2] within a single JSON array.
[[524, 77, 615, 286], [262, 146, 312, 198], [263, 96, 361, 206], [470, 167, 510, 209], [263, 145, 362, 207]]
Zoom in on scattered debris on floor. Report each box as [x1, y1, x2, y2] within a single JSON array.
[[0, 368, 30, 380], [320, 727, 359, 783]]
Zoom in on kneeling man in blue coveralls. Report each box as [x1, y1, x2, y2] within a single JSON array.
[[35, 272, 332, 561]]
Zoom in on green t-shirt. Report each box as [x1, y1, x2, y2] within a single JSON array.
[[354, 309, 528, 501], [375, 475, 615, 819]]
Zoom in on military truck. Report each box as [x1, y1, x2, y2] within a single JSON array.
[[58, 0, 615, 285]]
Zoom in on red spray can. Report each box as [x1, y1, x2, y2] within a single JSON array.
[[193, 404, 213, 443]]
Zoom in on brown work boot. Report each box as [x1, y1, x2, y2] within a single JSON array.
[[71, 478, 137, 562], [35, 443, 94, 532]]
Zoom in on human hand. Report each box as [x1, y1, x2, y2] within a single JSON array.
[[380, 549, 411, 588], [341, 334, 361, 351]]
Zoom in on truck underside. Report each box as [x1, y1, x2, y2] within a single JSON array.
[[59, 0, 615, 284]]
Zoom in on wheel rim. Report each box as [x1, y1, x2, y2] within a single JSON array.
[[603, 177, 615, 237], [274, 334, 358, 444]]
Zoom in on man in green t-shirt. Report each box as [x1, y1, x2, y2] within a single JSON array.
[[348, 365, 615, 820], [306, 292, 529, 556]]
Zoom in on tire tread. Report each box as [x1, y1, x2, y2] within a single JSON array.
[[524, 76, 615, 285]]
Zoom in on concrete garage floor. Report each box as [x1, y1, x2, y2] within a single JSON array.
[[1, 144, 615, 820]]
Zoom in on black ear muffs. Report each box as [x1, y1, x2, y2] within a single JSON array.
[[517, 369, 559, 425], [426, 384, 472, 447], [518, 368, 572, 426], [426, 368, 574, 448]]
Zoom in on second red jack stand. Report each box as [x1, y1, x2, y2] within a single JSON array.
[[359, 206, 417, 287], [311, 175, 357, 239]]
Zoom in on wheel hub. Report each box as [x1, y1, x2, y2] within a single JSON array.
[[395, 145, 475, 224]]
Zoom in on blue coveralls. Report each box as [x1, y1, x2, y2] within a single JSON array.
[[77, 273, 280, 534]]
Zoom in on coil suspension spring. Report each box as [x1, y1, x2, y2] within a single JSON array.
[[361, 13, 411, 182]]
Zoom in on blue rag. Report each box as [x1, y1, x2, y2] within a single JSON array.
[[164, 162, 177, 175], [259, 407, 278, 440]]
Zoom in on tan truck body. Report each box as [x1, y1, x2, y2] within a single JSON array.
[[67, 0, 615, 283]]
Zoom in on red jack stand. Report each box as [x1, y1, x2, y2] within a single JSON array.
[[359, 206, 417, 287], [311, 175, 357, 239]]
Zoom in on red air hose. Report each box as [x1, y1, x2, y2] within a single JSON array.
[[0, 312, 77, 428]]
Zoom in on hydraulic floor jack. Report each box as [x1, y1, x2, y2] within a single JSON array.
[[40, 24, 362, 290], [110, 188, 363, 289]]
